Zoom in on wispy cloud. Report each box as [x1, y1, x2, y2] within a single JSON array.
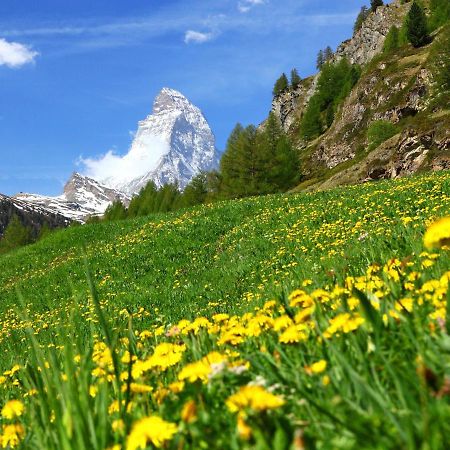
[[184, 30, 215, 44], [238, 0, 266, 13], [0, 38, 38, 68]]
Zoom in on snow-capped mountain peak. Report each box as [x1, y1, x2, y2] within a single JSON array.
[[87, 87, 220, 195]]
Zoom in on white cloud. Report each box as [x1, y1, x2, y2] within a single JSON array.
[[79, 135, 170, 186], [184, 30, 214, 44], [238, 0, 266, 13], [0, 38, 38, 68]]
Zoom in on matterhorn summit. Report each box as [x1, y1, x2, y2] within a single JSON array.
[[96, 88, 220, 195]]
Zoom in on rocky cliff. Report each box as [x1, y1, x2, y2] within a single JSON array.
[[271, 0, 449, 190]]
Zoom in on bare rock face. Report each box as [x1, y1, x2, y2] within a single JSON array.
[[332, 0, 408, 66], [272, 76, 318, 133]]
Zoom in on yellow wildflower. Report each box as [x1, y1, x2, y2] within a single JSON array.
[[305, 359, 327, 375], [126, 416, 177, 450], [226, 385, 285, 413], [424, 217, 450, 249], [181, 400, 197, 423], [1, 400, 24, 419], [1, 424, 25, 448]]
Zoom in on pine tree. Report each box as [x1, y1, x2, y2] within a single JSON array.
[[406, 1, 429, 48], [354, 6, 370, 34], [316, 50, 325, 70], [272, 73, 289, 96], [371, 0, 384, 12], [0, 215, 33, 254], [220, 123, 246, 197], [103, 201, 127, 221], [182, 172, 209, 207], [324, 46, 334, 62], [290, 68, 302, 89], [383, 26, 400, 52]]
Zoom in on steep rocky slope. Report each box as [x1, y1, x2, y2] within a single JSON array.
[[271, 0, 449, 191]]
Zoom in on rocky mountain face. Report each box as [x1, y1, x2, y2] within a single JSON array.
[[15, 173, 130, 222], [271, 0, 449, 190], [0, 193, 70, 239], [100, 88, 220, 195]]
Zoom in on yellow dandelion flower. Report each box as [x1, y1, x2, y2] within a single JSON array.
[[226, 385, 285, 413], [2, 400, 24, 419], [1, 424, 25, 448], [126, 416, 177, 450], [305, 359, 327, 375], [424, 217, 450, 249]]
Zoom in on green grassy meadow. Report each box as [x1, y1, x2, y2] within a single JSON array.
[[0, 171, 450, 449]]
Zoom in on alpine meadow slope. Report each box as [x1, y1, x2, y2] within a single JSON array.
[[0, 171, 450, 449]]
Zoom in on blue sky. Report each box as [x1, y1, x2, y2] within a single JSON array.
[[0, 0, 365, 196]]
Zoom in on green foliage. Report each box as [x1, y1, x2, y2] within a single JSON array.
[[273, 73, 289, 96], [290, 68, 301, 89], [181, 172, 209, 207], [367, 120, 398, 150], [103, 200, 127, 221], [429, 0, 450, 31], [371, 0, 383, 12], [300, 59, 361, 140], [430, 24, 450, 105], [383, 26, 400, 52], [220, 115, 300, 198], [406, 1, 429, 47], [0, 214, 33, 254], [354, 6, 370, 34], [316, 50, 325, 70]]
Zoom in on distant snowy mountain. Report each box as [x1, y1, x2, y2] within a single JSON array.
[[92, 88, 220, 195], [0, 193, 69, 238], [15, 173, 130, 222]]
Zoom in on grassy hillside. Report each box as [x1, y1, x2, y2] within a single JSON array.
[[0, 172, 450, 449]]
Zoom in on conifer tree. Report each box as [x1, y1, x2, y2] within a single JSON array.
[[406, 1, 429, 48], [290, 68, 302, 89], [0, 215, 33, 254], [383, 26, 400, 52], [182, 172, 209, 207], [316, 50, 325, 70], [272, 73, 289, 96], [324, 46, 334, 62], [371, 0, 383, 12]]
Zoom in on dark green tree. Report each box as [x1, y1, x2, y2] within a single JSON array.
[[354, 6, 370, 34], [384, 26, 401, 52], [0, 215, 33, 254], [290, 68, 302, 89], [300, 59, 361, 141], [103, 201, 127, 221], [324, 46, 334, 62], [406, 1, 429, 47], [371, 0, 383, 12], [181, 172, 209, 207], [316, 50, 325, 70], [273, 73, 289, 96], [220, 123, 246, 197]]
